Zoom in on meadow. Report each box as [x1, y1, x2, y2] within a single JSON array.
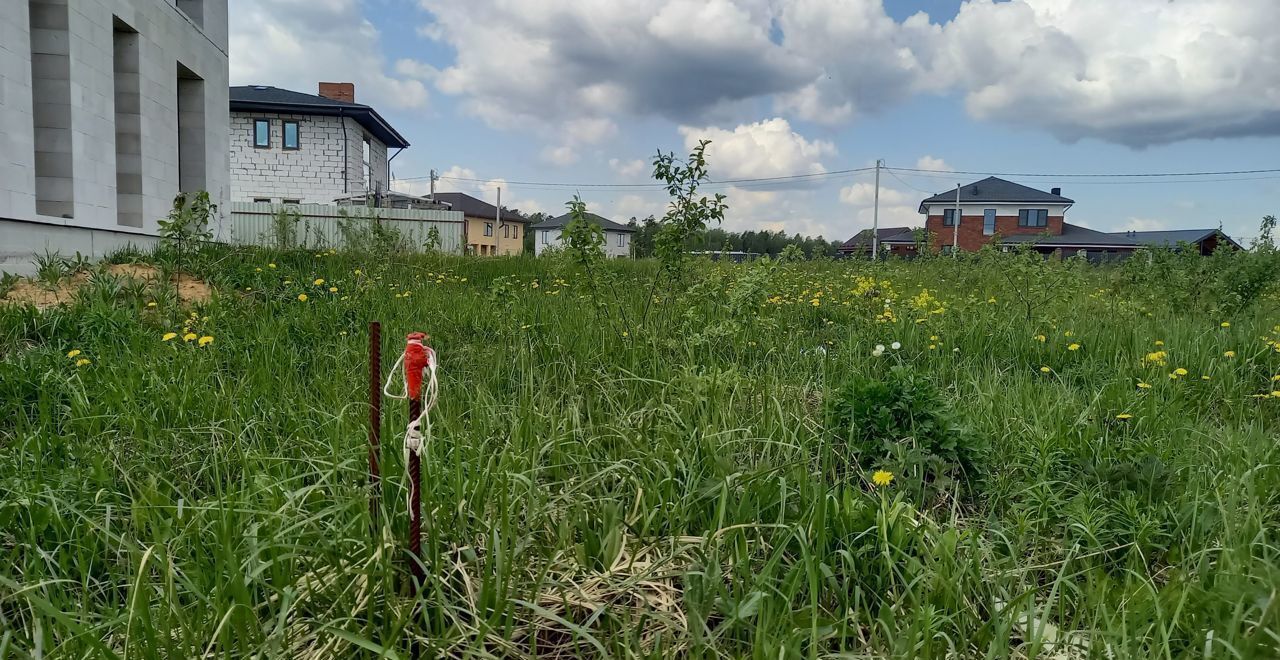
[[1, 240, 1279, 658]]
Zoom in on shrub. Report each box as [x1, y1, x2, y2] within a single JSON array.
[[824, 365, 980, 498]]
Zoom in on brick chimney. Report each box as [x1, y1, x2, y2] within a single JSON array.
[[318, 82, 355, 103]]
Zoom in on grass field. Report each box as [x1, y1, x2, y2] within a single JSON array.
[[2, 243, 1279, 658]]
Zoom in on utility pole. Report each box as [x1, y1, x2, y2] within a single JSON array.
[[429, 169, 437, 202], [952, 183, 961, 258], [872, 159, 882, 261]]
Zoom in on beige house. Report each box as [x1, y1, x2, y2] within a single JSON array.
[[432, 192, 528, 256]]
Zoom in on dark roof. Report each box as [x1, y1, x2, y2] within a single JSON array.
[[878, 229, 922, 244], [532, 212, 636, 233], [229, 85, 409, 148], [839, 226, 911, 250], [1109, 229, 1241, 250], [1000, 223, 1138, 247], [919, 176, 1073, 212], [430, 192, 529, 223]]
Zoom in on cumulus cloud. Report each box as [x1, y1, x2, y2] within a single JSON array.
[[415, 0, 1280, 147], [915, 155, 951, 172], [230, 0, 429, 110], [678, 118, 836, 182], [609, 158, 650, 179]]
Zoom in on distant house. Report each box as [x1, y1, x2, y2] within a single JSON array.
[[1111, 229, 1241, 255], [229, 83, 409, 205], [531, 212, 635, 257], [689, 250, 760, 263], [838, 226, 918, 258], [916, 177, 1237, 260], [431, 192, 529, 256]]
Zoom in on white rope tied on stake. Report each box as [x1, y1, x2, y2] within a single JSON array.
[[383, 334, 438, 465]]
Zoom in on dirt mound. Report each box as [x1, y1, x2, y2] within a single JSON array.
[[2, 263, 211, 309]]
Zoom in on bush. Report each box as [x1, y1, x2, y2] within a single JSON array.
[[824, 365, 980, 498]]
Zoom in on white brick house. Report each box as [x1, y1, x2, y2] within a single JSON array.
[[532, 211, 635, 258], [229, 83, 408, 205], [0, 0, 230, 274]]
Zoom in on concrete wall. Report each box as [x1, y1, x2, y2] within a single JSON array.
[[230, 112, 391, 205], [0, 0, 229, 274]]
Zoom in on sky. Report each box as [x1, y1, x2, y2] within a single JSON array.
[[228, 0, 1280, 243]]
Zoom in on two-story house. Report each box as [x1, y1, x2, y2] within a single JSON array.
[[532, 211, 634, 257], [431, 192, 529, 256], [2, 0, 229, 273], [228, 83, 408, 205]]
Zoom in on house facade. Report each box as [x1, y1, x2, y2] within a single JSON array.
[[1, 0, 229, 273], [838, 226, 917, 258], [532, 212, 634, 258], [431, 192, 528, 256], [228, 83, 407, 205]]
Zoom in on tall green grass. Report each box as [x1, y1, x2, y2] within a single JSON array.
[[1, 245, 1277, 658]]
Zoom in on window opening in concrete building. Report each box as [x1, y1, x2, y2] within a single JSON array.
[[29, 0, 75, 218], [176, 62, 206, 194], [113, 17, 142, 227]]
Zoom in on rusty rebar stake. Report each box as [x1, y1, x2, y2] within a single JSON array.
[[368, 321, 382, 537]]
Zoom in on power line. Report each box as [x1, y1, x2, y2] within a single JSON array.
[[885, 166, 1280, 178], [394, 165, 877, 190]]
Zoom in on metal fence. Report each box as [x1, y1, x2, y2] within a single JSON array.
[[227, 203, 465, 254]]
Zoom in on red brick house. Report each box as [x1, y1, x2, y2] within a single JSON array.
[[837, 226, 918, 258], [912, 177, 1241, 260]]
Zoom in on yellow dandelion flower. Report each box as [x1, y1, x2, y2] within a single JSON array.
[[354, 269, 362, 275], [146, 301, 157, 308], [268, 263, 277, 269], [1154, 340, 1164, 346], [1272, 375, 1280, 382], [67, 349, 81, 358], [197, 335, 213, 347], [1034, 334, 1047, 342], [297, 293, 308, 302], [162, 332, 177, 342], [1220, 322, 1231, 328], [74, 358, 91, 367], [1201, 375, 1211, 381], [1175, 367, 1188, 376], [1040, 366, 1051, 373], [987, 297, 996, 304], [1273, 391, 1280, 398], [283, 279, 292, 284], [313, 278, 325, 286], [1115, 413, 1133, 420], [328, 287, 337, 293], [183, 332, 197, 342], [871, 470, 894, 487], [1064, 330, 1074, 337], [1224, 350, 1236, 358], [1068, 343, 1081, 351]]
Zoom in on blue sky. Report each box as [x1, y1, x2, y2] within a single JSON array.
[[229, 0, 1280, 243]]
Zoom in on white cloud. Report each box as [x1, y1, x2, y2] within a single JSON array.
[[609, 158, 650, 179], [540, 145, 579, 166], [839, 181, 907, 207], [1117, 217, 1169, 232], [678, 118, 836, 182], [230, 0, 429, 110], [915, 155, 951, 172]]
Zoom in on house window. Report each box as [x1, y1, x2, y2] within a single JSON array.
[[252, 197, 271, 203], [511, 224, 519, 239], [362, 137, 372, 189], [942, 208, 961, 226], [941, 245, 955, 255], [253, 119, 270, 148], [1018, 209, 1049, 227], [617, 233, 625, 247], [983, 209, 996, 236], [541, 230, 549, 245], [484, 222, 493, 237], [503, 224, 509, 239], [282, 121, 299, 150], [283, 198, 300, 205]]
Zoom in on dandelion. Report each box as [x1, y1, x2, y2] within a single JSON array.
[[67, 349, 81, 358], [313, 278, 325, 286], [268, 263, 276, 269], [987, 297, 996, 304], [1115, 413, 1133, 420], [283, 279, 292, 284], [328, 287, 337, 293], [297, 293, 308, 302], [953, 347, 960, 353], [1175, 367, 1188, 376], [891, 341, 901, 350], [1273, 391, 1280, 398], [146, 301, 157, 308], [183, 332, 197, 342], [255, 268, 262, 272], [872, 344, 885, 357], [162, 332, 177, 342], [74, 358, 91, 367], [1154, 340, 1164, 346], [929, 344, 937, 350], [1224, 350, 1236, 358], [1040, 366, 1051, 373], [871, 470, 894, 487], [1220, 321, 1231, 328], [1034, 334, 1046, 343], [197, 335, 213, 347], [354, 269, 362, 276], [1201, 375, 1212, 381], [622, 331, 630, 337], [1068, 343, 1081, 351], [1144, 351, 1168, 366], [1065, 330, 1074, 337], [1273, 375, 1280, 382]]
